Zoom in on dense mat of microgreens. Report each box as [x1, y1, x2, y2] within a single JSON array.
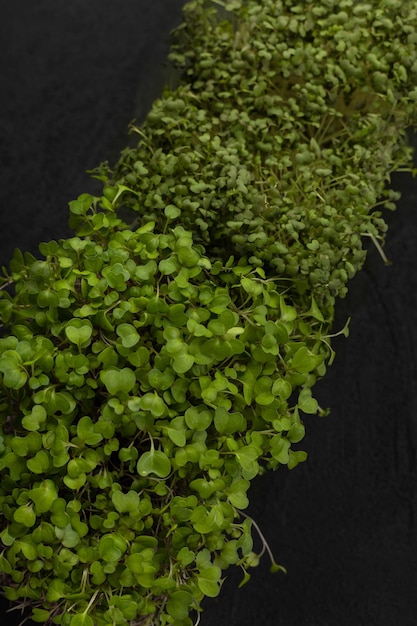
[[0, 1, 416, 624]]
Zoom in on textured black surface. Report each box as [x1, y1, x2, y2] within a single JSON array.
[[1, 3, 417, 625], [201, 169, 417, 626], [0, 0, 185, 263]]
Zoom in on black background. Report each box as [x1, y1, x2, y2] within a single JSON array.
[[1, 2, 417, 625]]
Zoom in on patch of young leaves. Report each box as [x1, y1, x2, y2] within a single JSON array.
[[0, 192, 331, 625], [94, 0, 417, 317], [1, 1, 417, 624]]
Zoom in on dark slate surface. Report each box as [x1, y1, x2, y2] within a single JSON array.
[[1, 3, 417, 625], [0, 0, 185, 263], [201, 166, 417, 626]]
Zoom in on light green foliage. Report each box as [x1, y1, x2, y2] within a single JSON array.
[[0, 0, 416, 624], [0, 193, 328, 624]]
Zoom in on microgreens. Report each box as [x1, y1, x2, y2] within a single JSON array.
[[1, 0, 416, 624]]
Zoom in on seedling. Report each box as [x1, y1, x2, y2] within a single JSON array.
[[1, 0, 416, 623]]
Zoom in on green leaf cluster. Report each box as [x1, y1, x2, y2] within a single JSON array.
[[0, 0, 416, 624], [0, 192, 328, 623], [96, 0, 417, 314]]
